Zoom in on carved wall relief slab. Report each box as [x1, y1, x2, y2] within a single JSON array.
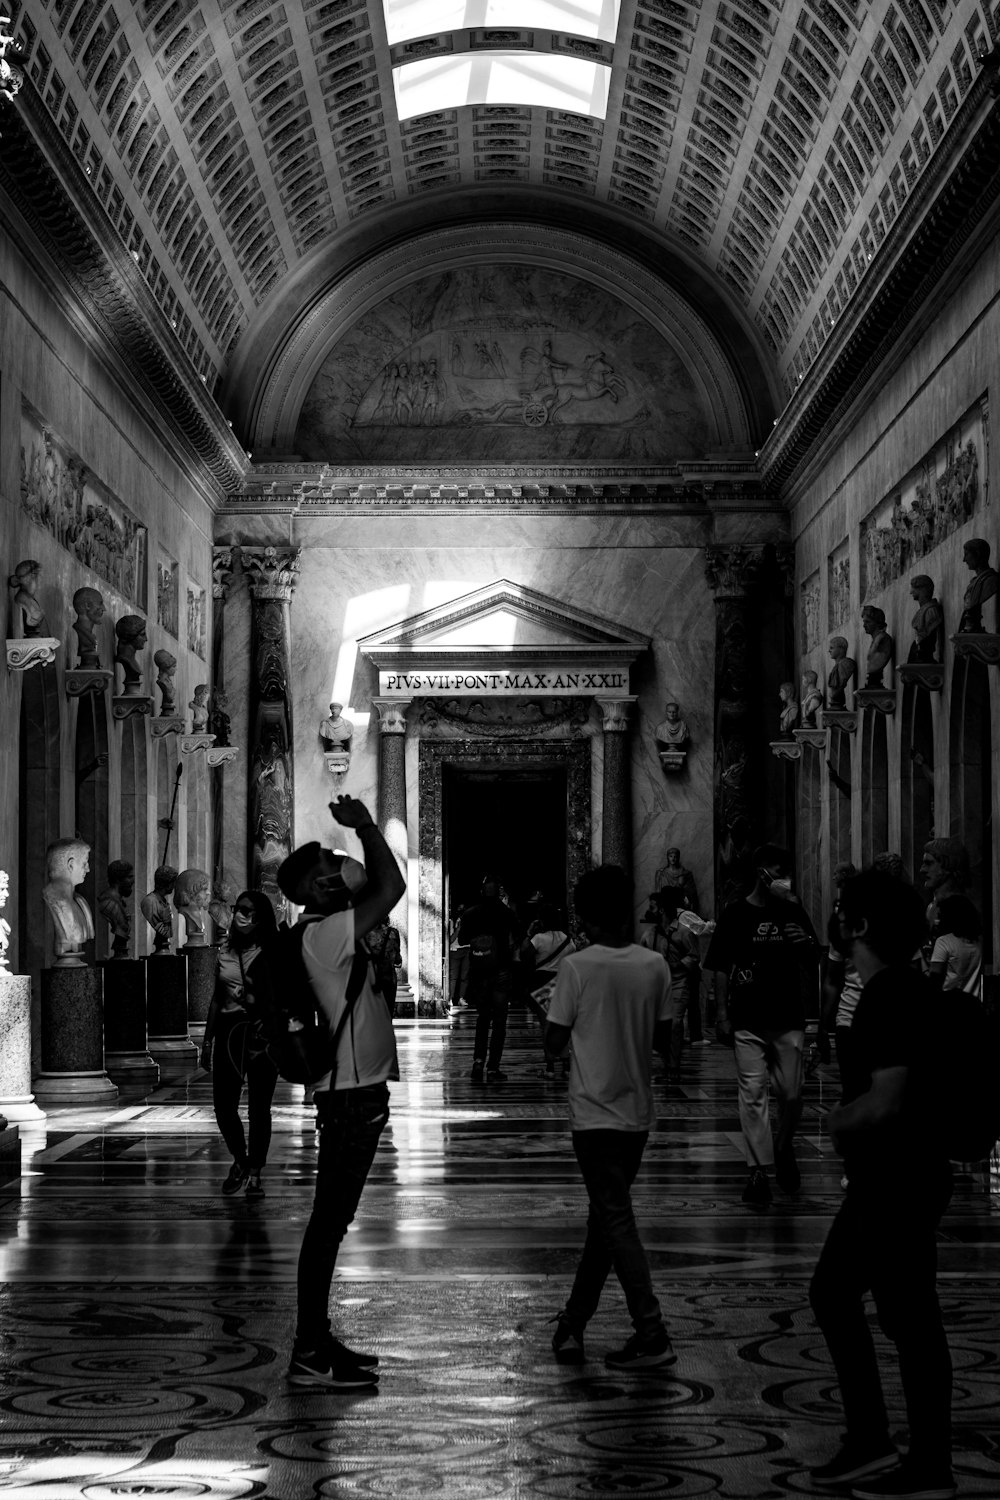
[[417, 736, 591, 1010], [828, 541, 850, 631], [860, 397, 987, 597], [20, 400, 148, 611], [156, 553, 179, 638], [417, 696, 591, 736], [800, 570, 820, 653]]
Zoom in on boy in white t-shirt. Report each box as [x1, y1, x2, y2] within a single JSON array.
[[545, 865, 676, 1371]]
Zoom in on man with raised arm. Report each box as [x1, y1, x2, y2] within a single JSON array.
[[276, 796, 405, 1392]]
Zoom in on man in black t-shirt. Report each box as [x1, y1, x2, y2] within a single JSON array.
[[703, 844, 818, 1207], [458, 877, 519, 1082], [808, 871, 953, 1500]]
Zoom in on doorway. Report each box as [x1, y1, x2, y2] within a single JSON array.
[[444, 763, 568, 923]]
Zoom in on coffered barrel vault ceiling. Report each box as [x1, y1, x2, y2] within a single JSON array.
[[4, 0, 998, 485]]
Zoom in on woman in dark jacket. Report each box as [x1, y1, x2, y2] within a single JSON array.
[[201, 889, 279, 1198]]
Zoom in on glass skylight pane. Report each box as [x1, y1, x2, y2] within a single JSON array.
[[384, 0, 621, 46], [394, 52, 610, 121]]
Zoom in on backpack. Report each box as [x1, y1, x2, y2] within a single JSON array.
[[938, 988, 1000, 1162], [259, 924, 369, 1085]]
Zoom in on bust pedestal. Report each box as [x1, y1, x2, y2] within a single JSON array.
[[146, 954, 197, 1079], [821, 709, 858, 734], [184, 945, 216, 1044], [896, 662, 944, 692], [952, 631, 1000, 666], [112, 695, 153, 721], [855, 687, 897, 715], [102, 959, 158, 1089], [658, 748, 687, 773], [0, 973, 45, 1120], [6, 637, 60, 671], [770, 739, 802, 761], [34, 967, 118, 1104]]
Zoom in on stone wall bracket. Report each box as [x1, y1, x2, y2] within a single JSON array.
[[658, 748, 687, 774], [793, 728, 828, 749], [324, 750, 351, 780], [179, 734, 216, 756], [206, 745, 240, 768], [770, 739, 802, 761], [112, 695, 153, 721], [821, 709, 858, 734], [66, 669, 113, 698], [150, 717, 187, 738], [895, 662, 945, 691], [6, 637, 60, 671], [854, 687, 897, 715], [951, 631, 1000, 666]]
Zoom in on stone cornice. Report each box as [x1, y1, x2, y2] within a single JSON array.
[[0, 78, 247, 498], [761, 50, 1000, 495]]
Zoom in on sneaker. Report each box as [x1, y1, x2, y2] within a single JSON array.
[[470, 1061, 484, 1082], [810, 1438, 899, 1487], [487, 1069, 508, 1083], [851, 1464, 956, 1500], [605, 1329, 677, 1370], [741, 1168, 772, 1207], [774, 1142, 801, 1195], [328, 1336, 378, 1370], [690, 1037, 714, 1047], [221, 1161, 249, 1196], [550, 1312, 585, 1365], [288, 1343, 380, 1390], [245, 1171, 264, 1199]]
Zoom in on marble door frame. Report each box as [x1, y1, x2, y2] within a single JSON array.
[[416, 736, 591, 1013]]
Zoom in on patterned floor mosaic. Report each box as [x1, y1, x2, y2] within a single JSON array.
[[1, 1010, 998, 1498]]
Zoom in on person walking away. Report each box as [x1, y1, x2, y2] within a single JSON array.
[[809, 870, 954, 1498], [275, 796, 405, 1391], [447, 902, 471, 1014], [703, 845, 819, 1206], [520, 902, 574, 1079], [201, 890, 280, 1199], [928, 894, 982, 996], [545, 865, 676, 1370], [459, 876, 518, 1082], [640, 889, 700, 1082]]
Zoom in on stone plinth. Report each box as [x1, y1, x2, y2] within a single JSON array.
[[658, 748, 687, 773], [102, 960, 158, 1090], [770, 739, 802, 761], [896, 662, 944, 692], [147, 954, 197, 1079], [65, 669, 113, 698], [112, 695, 153, 721], [34, 967, 118, 1105], [793, 728, 828, 749], [184, 945, 216, 1043], [821, 710, 858, 734], [952, 631, 1000, 666], [6, 637, 60, 671], [0, 1123, 20, 1185], [855, 687, 897, 715], [0, 973, 45, 1120]]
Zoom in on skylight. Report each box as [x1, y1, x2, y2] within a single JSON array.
[[384, 0, 621, 47], [394, 52, 611, 122]]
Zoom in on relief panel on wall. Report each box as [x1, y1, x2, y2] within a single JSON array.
[[828, 540, 851, 631], [294, 263, 712, 464], [186, 580, 207, 661], [157, 553, 179, 638], [20, 400, 148, 610], [800, 570, 820, 653]]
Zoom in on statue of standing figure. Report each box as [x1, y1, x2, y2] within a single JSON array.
[[97, 860, 134, 958], [72, 586, 105, 670], [8, 559, 50, 637], [908, 575, 943, 663], [154, 649, 177, 716], [861, 606, 894, 687], [141, 865, 178, 954], [957, 538, 999, 633], [42, 838, 95, 967], [114, 615, 147, 696]]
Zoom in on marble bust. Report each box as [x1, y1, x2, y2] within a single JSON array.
[[72, 586, 105, 670], [907, 575, 943, 663], [957, 538, 998, 633], [141, 865, 178, 954], [208, 878, 235, 942], [42, 838, 95, 967], [827, 637, 857, 710], [861, 606, 893, 687], [97, 859, 133, 958], [800, 671, 823, 727], [8, 559, 50, 637], [154, 649, 177, 716], [319, 702, 353, 752], [114, 615, 147, 696], [189, 684, 209, 732], [174, 867, 211, 947], [655, 701, 690, 748], [778, 681, 799, 737]]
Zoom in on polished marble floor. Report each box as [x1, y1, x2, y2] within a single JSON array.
[[1, 1007, 999, 1498]]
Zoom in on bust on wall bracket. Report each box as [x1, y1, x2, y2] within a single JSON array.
[[855, 687, 897, 716], [951, 632, 1000, 667], [66, 669, 113, 698], [896, 662, 945, 692], [7, 638, 60, 671], [821, 709, 858, 734], [654, 699, 690, 773], [324, 749, 351, 781]]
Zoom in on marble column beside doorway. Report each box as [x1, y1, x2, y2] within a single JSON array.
[[597, 697, 636, 874], [0, 973, 45, 1120], [372, 698, 415, 1016]]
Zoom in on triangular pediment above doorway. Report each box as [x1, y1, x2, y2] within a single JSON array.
[[358, 580, 649, 689]]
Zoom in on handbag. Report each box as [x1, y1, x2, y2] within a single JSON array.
[[268, 945, 370, 1086]]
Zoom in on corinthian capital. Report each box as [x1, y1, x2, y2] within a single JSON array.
[[212, 546, 235, 600], [240, 546, 301, 600], [704, 546, 765, 601]]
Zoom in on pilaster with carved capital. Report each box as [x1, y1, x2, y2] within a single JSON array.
[[596, 696, 635, 871], [245, 549, 300, 914], [704, 545, 766, 602], [240, 546, 301, 601], [372, 698, 412, 999]]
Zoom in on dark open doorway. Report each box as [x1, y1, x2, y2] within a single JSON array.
[[444, 763, 568, 925]]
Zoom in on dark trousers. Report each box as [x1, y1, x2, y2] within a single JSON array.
[[212, 1012, 278, 1170], [449, 947, 470, 1002], [566, 1129, 664, 1340], [296, 1083, 390, 1344], [809, 1170, 953, 1470], [471, 971, 511, 1068]]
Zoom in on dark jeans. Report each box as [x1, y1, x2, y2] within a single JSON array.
[[296, 1083, 390, 1345], [212, 1012, 278, 1170], [566, 1129, 664, 1340], [449, 947, 470, 1002], [471, 970, 511, 1068], [809, 1168, 953, 1470]]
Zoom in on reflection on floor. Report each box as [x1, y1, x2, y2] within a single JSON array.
[[1, 1008, 999, 1498]]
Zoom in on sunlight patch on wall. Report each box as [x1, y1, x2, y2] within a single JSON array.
[[393, 52, 611, 121]]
